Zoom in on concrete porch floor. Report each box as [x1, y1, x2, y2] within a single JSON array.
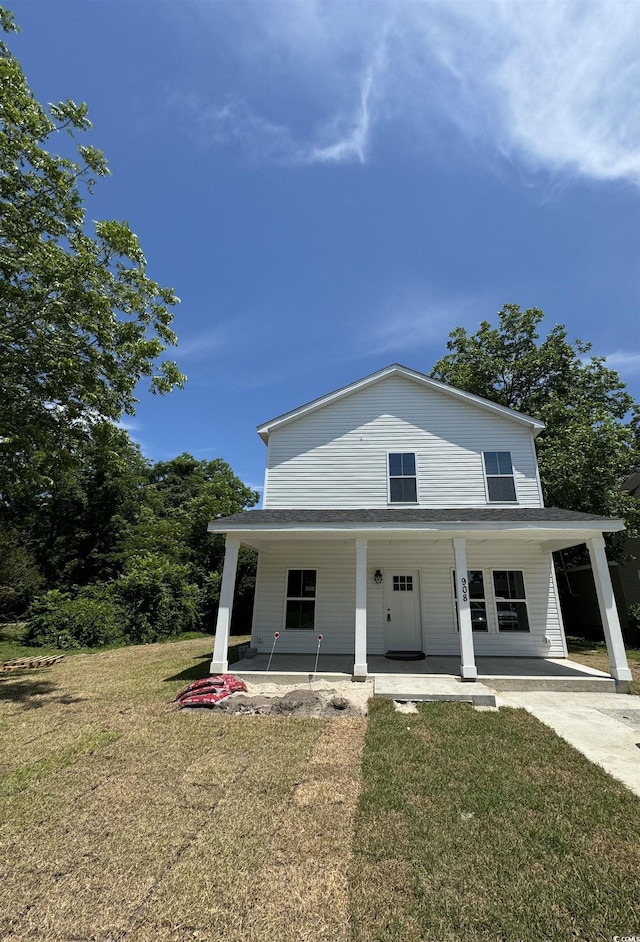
[[230, 654, 619, 693]]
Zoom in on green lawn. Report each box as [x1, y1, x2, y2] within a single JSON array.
[[1, 639, 639, 941], [351, 699, 640, 942]]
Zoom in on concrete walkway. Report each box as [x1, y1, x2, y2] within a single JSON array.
[[374, 674, 497, 706], [497, 691, 640, 797]]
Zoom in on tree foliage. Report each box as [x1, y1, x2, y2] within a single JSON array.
[[19, 444, 259, 645], [431, 305, 640, 549], [0, 8, 184, 502], [0, 525, 41, 618]]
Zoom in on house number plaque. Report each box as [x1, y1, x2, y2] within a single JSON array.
[[460, 576, 468, 603]]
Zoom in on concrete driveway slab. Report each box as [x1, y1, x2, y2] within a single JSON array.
[[496, 691, 640, 797]]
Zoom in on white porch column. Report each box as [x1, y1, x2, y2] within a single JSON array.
[[210, 536, 241, 674], [453, 538, 478, 680], [587, 536, 632, 682], [354, 538, 368, 679]]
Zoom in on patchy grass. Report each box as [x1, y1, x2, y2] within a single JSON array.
[[0, 621, 73, 662], [350, 699, 640, 942], [0, 635, 365, 941], [3, 638, 640, 941], [567, 637, 640, 695]]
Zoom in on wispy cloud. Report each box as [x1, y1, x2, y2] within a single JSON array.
[[174, 1, 639, 183], [177, 326, 229, 359], [176, 28, 387, 167], [604, 350, 640, 376], [302, 28, 387, 165], [115, 418, 141, 433], [363, 288, 486, 357], [176, 316, 260, 361]]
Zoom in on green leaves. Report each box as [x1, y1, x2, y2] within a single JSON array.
[[0, 10, 185, 503]]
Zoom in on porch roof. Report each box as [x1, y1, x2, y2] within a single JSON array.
[[208, 507, 624, 550], [208, 507, 623, 541]]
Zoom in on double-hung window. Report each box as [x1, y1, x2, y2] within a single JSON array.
[[483, 451, 517, 502], [388, 453, 417, 503], [493, 570, 529, 632], [452, 570, 488, 631], [285, 569, 317, 630]]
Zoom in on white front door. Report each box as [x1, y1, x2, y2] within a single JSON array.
[[384, 571, 423, 652]]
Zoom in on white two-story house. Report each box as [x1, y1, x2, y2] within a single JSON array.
[[208, 364, 632, 684]]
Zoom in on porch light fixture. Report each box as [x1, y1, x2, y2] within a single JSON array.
[[374, 569, 383, 584]]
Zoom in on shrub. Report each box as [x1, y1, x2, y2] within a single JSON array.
[[627, 603, 640, 647], [0, 526, 42, 620], [114, 554, 201, 643], [27, 586, 125, 648]]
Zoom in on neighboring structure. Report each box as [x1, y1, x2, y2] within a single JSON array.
[[208, 364, 632, 682]]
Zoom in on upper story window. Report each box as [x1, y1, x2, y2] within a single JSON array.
[[388, 453, 417, 503], [483, 451, 517, 502]]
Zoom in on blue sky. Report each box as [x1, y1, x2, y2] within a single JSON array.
[[11, 1, 640, 495]]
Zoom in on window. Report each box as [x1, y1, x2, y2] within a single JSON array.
[[483, 451, 517, 502], [285, 569, 317, 630], [393, 575, 413, 592], [453, 570, 488, 631], [493, 570, 529, 632], [388, 452, 417, 503]]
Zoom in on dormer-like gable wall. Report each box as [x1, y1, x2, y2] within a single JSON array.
[[263, 374, 544, 509]]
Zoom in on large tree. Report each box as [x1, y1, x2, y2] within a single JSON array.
[[0, 9, 184, 503], [431, 305, 640, 549]]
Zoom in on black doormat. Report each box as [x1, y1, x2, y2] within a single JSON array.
[[384, 650, 426, 661]]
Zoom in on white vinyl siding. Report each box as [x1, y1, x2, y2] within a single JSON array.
[[250, 538, 565, 657], [264, 375, 542, 509]]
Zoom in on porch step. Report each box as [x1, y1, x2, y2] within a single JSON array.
[[480, 675, 617, 693], [232, 670, 352, 685], [374, 674, 497, 707]]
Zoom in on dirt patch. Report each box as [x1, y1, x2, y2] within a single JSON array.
[[181, 684, 369, 717]]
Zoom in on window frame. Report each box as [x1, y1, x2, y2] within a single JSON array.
[[387, 451, 418, 505], [491, 569, 530, 633], [392, 574, 415, 593], [283, 568, 317, 631], [482, 450, 519, 504], [452, 569, 489, 632]]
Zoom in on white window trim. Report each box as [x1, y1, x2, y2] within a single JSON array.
[[482, 450, 519, 505], [386, 450, 419, 505], [283, 567, 318, 631], [490, 568, 530, 633], [451, 569, 491, 633]]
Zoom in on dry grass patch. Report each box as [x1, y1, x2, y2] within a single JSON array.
[[245, 717, 366, 942], [350, 699, 640, 942], [0, 637, 365, 942]]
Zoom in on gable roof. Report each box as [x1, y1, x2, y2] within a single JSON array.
[[257, 363, 545, 443]]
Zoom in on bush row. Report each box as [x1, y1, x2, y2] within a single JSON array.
[[27, 554, 202, 648]]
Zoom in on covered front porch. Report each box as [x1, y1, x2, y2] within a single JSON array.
[[208, 507, 633, 691]]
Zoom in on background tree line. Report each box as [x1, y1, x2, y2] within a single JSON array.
[[0, 431, 258, 646]]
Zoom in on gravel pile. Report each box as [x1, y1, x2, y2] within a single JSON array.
[[182, 680, 372, 717]]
